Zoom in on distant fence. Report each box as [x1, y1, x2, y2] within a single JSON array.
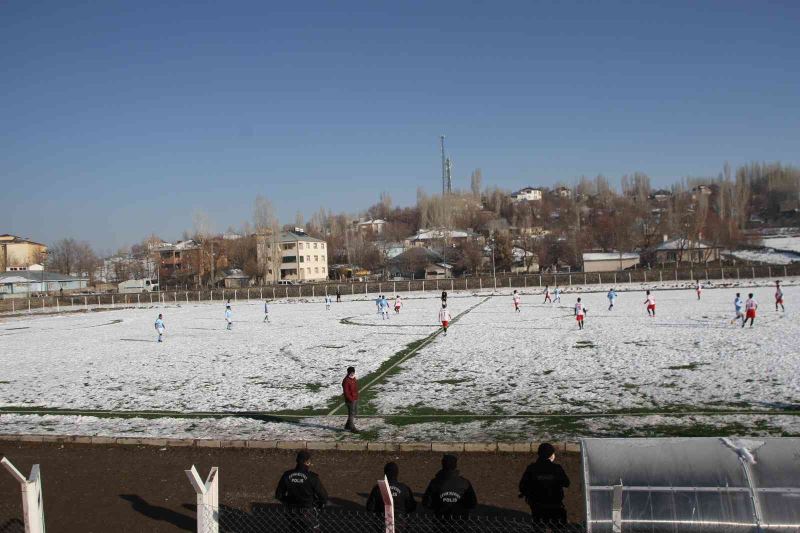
[[2, 263, 799, 315]]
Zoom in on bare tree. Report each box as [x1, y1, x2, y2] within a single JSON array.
[[470, 169, 483, 197], [253, 195, 282, 284]]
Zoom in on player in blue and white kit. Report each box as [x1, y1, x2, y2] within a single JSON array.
[[263, 300, 270, 323], [553, 287, 562, 303], [379, 295, 390, 320], [731, 293, 744, 325], [154, 314, 165, 342], [325, 295, 332, 311], [225, 303, 233, 330], [607, 289, 617, 311]]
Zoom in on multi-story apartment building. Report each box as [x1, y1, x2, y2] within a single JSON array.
[[256, 228, 328, 282], [0, 234, 48, 271]]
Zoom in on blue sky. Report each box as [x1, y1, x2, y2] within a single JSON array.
[[2, 1, 798, 251]]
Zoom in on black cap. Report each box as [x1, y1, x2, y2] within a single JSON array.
[[296, 451, 311, 464], [347, 366, 355, 374], [441, 454, 458, 471], [537, 442, 556, 459]]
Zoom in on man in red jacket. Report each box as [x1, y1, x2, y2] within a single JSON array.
[[342, 366, 359, 432]]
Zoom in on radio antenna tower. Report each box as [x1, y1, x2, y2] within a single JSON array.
[[440, 135, 452, 195], [440, 135, 447, 195]]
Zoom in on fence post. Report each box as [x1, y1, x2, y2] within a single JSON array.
[[493, 276, 497, 290], [612, 483, 623, 533], [312, 285, 315, 298], [627, 273, 631, 285], [643, 272, 647, 283], [247, 289, 250, 301], [721, 268, 724, 281], [84, 296, 88, 310], [186, 465, 219, 533], [377, 475, 396, 533], [784, 265, 788, 277], [584, 273, 587, 284], [112, 295, 115, 308], [539, 275, 542, 287], [260, 287, 263, 299], [479, 278, 482, 290], [11, 299, 14, 313], [569, 274, 572, 286], [768, 266, 772, 278], [1, 457, 46, 533], [273, 287, 276, 299], [751, 267, 755, 279], [451, 279, 454, 292], [659, 271, 662, 282], [422, 281, 425, 292], [56, 298, 60, 313]]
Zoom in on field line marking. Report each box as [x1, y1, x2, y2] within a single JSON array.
[[326, 296, 492, 416]]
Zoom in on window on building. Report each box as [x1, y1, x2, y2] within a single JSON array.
[[306, 255, 310, 262], [314, 255, 318, 261], [321, 243, 325, 249], [314, 243, 318, 249], [315, 267, 319, 273], [299, 256, 304, 263], [299, 243, 304, 249]]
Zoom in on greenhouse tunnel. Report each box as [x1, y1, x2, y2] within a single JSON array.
[[581, 437, 800, 532]]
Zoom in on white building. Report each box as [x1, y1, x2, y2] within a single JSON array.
[[404, 228, 483, 249], [582, 252, 640, 272], [354, 219, 386, 235], [511, 187, 543, 202]]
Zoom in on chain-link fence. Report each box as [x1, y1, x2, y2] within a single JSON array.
[[199, 504, 586, 533], [0, 499, 24, 533]]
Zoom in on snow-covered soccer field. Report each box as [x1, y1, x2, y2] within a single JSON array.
[[1, 280, 798, 441]]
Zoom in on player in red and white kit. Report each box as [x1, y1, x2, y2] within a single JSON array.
[[543, 286, 552, 304], [438, 303, 452, 336], [574, 298, 586, 330], [512, 290, 521, 313], [644, 290, 656, 317], [695, 281, 703, 300], [775, 281, 785, 312], [743, 293, 758, 328]]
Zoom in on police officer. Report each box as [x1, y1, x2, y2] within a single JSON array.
[[519, 442, 570, 524], [275, 451, 328, 531], [422, 454, 477, 518], [366, 462, 417, 516]]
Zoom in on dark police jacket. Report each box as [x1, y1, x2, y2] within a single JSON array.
[[275, 465, 328, 508], [422, 469, 477, 517], [365, 479, 417, 515], [518, 459, 570, 508]]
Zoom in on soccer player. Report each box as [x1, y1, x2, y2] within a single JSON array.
[[379, 296, 390, 320], [644, 290, 656, 317], [513, 290, 521, 313], [375, 295, 382, 313], [336, 289, 341, 303], [438, 303, 452, 336], [154, 314, 165, 342], [263, 300, 270, 323], [607, 288, 617, 311], [553, 286, 562, 303], [225, 303, 233, 330], [441, 291, 448, 306], [743, 293, 758, 328], [775, 281, 785, 312], [696, 281, 703, 300], [731, 293, 744, 325], [543, 286, 552, 303], [394, 295, 402, 314], [325, 295, 332, 311], [574, 298, 586, 330]]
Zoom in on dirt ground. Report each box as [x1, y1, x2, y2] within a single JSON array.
[[0, 441, 584, 532]]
